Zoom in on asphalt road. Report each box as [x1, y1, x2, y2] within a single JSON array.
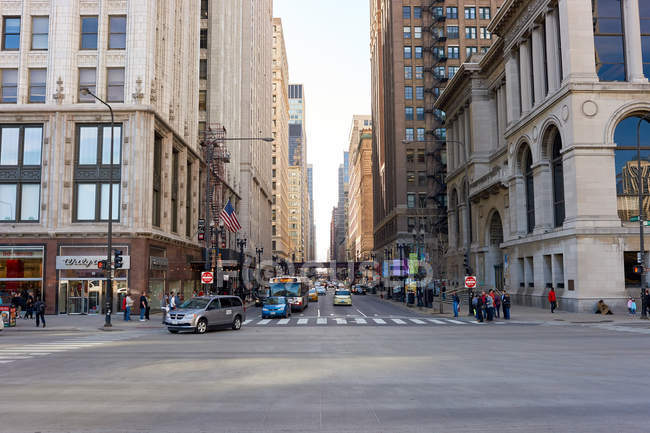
[[1, 293, 649, 433]]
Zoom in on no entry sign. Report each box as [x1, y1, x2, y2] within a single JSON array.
[[464, 276, 477, 289], [201, 271, 214, 284]]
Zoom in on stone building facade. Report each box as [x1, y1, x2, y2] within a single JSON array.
[[436, 0, 650, 312], [348, 120, 374, 261], [0, 0, 200, 314]]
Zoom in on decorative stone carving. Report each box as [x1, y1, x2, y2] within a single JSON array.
[[561, 105, 570, 122], [581, 100, 598, 117], [132, 77, 144, 103], [532, 126, 538, 140], [77, 54, 97, 66], [503, 0, 547, 48], [53, 77, 65, 104]]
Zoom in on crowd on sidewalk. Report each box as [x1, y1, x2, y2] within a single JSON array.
[[467, 289, 511, 322], [2, 289, 47, 327]]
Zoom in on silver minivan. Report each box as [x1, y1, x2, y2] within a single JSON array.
[[165, 296, 246, 334]]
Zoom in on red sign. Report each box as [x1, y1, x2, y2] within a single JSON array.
[[464, 276, 477, 289], [201, 271, 214, 284]]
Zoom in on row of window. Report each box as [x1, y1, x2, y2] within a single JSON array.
[[1, 15, 126, 51], [404, 86, 424, 100], [430, 7, 492, 21], [407, 193, 428, 209], [431, 45, 487, 60], [403, 26, 422, 39], [402, 6, 423, 20], [0, 67, 125, 104], [407, 171, 428, 186], [405, 107, 425, 121], [406, 149, 427, 164], [404, 66, 424, 80]]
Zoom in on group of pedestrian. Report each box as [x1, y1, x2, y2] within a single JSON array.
[[4, 290, 46, 327], [471, 289, 511, 322], [122, 291, 151, 322]]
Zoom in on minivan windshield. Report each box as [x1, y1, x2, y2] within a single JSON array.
[[265, 296, 286, 305], [180, 298, 209, 309]]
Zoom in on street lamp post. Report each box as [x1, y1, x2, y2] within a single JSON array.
[[237, 238, 247, 300], [256, 247, 263, 292], [81, 88, 115, 328], [637, 115, 650, 319]]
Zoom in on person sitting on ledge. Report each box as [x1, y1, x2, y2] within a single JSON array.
[[595, 299, 613, 315]]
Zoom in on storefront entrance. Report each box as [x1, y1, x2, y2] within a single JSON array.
[[58, 279, 126, 314]]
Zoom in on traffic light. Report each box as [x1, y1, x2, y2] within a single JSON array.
[[114, 249, 123, 269], [634, 265, 644, 274], [97, 260, 108, 270], [463, 253, 469, 274]]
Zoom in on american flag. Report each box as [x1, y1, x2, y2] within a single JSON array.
[[219, 199, 241, 232]]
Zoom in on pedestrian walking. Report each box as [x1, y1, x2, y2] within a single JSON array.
[[145, 293, 151, 320], [169, 291, 177, 311], [502, 290, 511, 320], [139, 291, 148, 321], [452, 292, 460, 318], [122, 296, 127, 320], [485, 292, 495, 321], [125, 293, 134, 321], [472, 293, 479, 319], [476, 294, 484, 322], [548, 287, 557, 313], [644, 289, 650, 317], [34, 296, 46, 328], [628, 297, 637, 317], [160, 293, 168, 324], [24, 292, 34, 319]]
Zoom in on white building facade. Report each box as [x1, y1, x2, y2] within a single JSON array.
[[437, 0, 650, 312]]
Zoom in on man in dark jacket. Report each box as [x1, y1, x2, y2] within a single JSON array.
[[644, 289, 650, 317], [476, 294, 484, 322], [139, 291, 148, 322], [34, 297, 45, 328], [502, 291, 512, 320]]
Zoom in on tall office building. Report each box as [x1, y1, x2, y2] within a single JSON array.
[[334, 152, 349, 261], [288, 83, 309, 261], [347, 116, 373, 261], [271, 18, 290, 260], [370, 0, 502, 269], [0, 1, 201, 313], [307, 164, 316, 261]]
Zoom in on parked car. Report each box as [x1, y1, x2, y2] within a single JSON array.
[[165, 296, 245, 334], [262, 296, 291, 319]]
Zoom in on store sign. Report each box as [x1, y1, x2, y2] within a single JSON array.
[[56, 256, 131, 270], [150, 256, 169, 270], [0, 248, 43, 259]]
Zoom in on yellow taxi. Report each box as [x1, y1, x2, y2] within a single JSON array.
[[333, 289, 352, 306], [308, 288, 318, 302]]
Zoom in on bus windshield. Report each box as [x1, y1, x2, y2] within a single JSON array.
[[270, 282, 300, 297]]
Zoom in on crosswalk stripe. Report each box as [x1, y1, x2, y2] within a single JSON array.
[[0, 356, 30, 359], [391, 319, 407, 325], [426, 319, 446, 324], [409, 319, 426, 325], [317, 318, 327, 325], [0, 361, 14, 364], [243, 319, 253, 325], [334, 318, 347, 325], [354, 318, 367, 324], [257, 319, 271, 325], [278, 319, 290, 325], [297, 318, 309, 325], [373, 318, 386, 324], [446, 319, 466, 325]]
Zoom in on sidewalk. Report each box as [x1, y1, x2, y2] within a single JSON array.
[[3, 312, 167, 333], [370, 292, 650, 325]]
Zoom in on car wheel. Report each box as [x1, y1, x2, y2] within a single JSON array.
[[168, 329, 179, 334], [196, 319, 208, 334], [232, 315, 242, 330]]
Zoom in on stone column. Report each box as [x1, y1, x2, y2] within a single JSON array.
[[447, 119, 455, 171], [558, 0, 597, 80], [458, 203, 468, 247], [623, 0, 647, 83], [531, 24, 547, 104], [497, 84, 507, 147], [545, 8, 562, 91], [505, 50, 521, 123], [464, 106, 472, 156], [457, 110, 465, 165], [519, 38, 533, 114]]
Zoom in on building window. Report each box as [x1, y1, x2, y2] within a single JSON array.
[[406, 149, 414, 164], [640, 1, 650, 78], [404, 66, 412, 79], [415, 66, 423, 79], [524, 147, 535, 233], [414, 26, 422, 39], [171, 149, 179, 233], [447, 46, 459, 59], [479, 7, 491, 20], [403, 26, 411, 38], [448, 66, 459, 78], [614, 115, 650, 220], [480, 27, 492, 39], [434, 128, 446, 140], [2, 17, 20, 51], [466, 26, 477, 39], [31, 16, 48, 50], [1, 69, 17, 103], [106, 68, 124, 102], [413, 7, 422, 19], [414, 46, 422, 58], [417, 149, 425, 164], [28, 69, 46, 103], [551, 133, 565, 227], [80, 16, 98, 50], [78, 68, 96, 102], [153, 133, 162, 227], [446, 7, 458, 19], [0, 125, 42, 222], [593, 0, 626, 81], [417, 128, 425, 141], [419, 194, 427, 208], [108, 16, 126, 49], [77, 124, 121, 166], [465, 7, 476, 19], [407, 171, 415, 183], [200, 29, 208, 49], [416, 107, 424, 121], [403, 7, 410, 19], [405, 86, 413, 99], [447, 26, 459, 39], [434, 66, 446, 79], [199, 59, 208, 79], [407, 193, 416, 208], [404, 46, 412, 59], [201, 0, 209, 19], [415, 86, 424, 100], [199, 90, 207, 111], [418, 172, 427, 186], [405, 107, 414, 120], [405, 128, 414, 142], [466, 46, 478, 60]]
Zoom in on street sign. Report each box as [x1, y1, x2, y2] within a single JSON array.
[[201, 271, 214, 284], [464, 276, 477, 289]]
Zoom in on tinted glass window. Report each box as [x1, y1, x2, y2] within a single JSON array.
[[230, 297, 242, 306], [81, 17, 98, 49], [220, 297, 232, 308], [615, 115, 650, 220], [593, 0, 625, 81], [3, 17, 20, 50]]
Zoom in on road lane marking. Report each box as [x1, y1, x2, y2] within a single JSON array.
[[278, 318, 290, 325], [354, 318, 367, 324], [318, 308, 321, 317], [243, 319, 253, 325], [0, 356, 30, 359], [446, 319, 467, 325], [297, 318, 309, 325], [373, 318, 386, 324], [355, 308, 367, 317], [334, 318, 347, 325], [409, 319, 426, 325], [0, 361, 14, 364], [317, 318, 327, 325], [426, 319, 447, 324], [257, 319, 271, 325], [391, 319, 407, 325]]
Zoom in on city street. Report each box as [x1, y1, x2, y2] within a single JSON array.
[[1, 294, 649, 433]]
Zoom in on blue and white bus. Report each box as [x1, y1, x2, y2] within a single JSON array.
[[269, 276, 310, 311]]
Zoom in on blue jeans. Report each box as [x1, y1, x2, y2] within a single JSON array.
[[125, 306, 131, 321], [140, 307, 145, 320], [503, 306, 510, 320], [453, 301, 459, 317]]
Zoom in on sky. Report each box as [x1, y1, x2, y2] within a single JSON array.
[[273, 0, 372, 261]]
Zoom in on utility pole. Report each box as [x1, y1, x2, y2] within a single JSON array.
[[237, 238, 247, 300]]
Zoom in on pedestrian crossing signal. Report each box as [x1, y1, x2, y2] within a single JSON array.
[[634, 265, 644, 274], [97, 260, 108, 269]]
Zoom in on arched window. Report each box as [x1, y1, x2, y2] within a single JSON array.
[[551, 133, 565, 227], [524, 147, 535, 233], [489, 211, 504, 246], [614, 114, 650, 220]]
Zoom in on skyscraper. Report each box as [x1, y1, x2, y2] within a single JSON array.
[[288, 83, 309, 261]]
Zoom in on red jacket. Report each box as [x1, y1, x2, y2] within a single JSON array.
[[548, 291, 557, 302]]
